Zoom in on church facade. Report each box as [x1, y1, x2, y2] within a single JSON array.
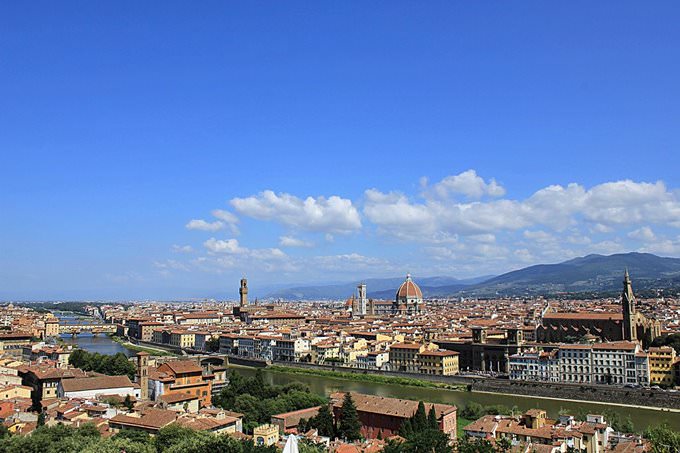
[[536, 271, 661, 346]]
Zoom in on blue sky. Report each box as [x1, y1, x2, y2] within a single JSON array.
[[1, 2, 679, 300]]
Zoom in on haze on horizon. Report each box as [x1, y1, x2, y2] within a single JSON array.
[[1, 2, 680, 300]]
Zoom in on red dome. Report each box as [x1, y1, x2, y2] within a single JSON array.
[[396, 274, 422, 299]]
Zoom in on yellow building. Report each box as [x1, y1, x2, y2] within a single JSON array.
[[253, 423, 278, 447], [0, 384, 32, 400], [44, 319, 60, 338], [648, 346, 676, 387], [169, 331, 195, 349], [389, 342, 438, 373], [418, 350, 460, 375]]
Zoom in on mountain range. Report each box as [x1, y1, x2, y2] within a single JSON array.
[[264, 252, 680, 300]]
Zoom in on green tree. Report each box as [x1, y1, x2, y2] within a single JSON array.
[[411, 401, 428, 432], [337, 393, 361, 441], [155, 424, 198, 452], [37, 412, 45, 427], [427, 405, 438, 430], [205, 337, 220, 352], [309, 403, 335, 438], [644, 423, 680, 453], [124, 394, 134, 410]]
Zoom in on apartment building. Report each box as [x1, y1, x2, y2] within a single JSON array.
[[648, 346, 676, 386]]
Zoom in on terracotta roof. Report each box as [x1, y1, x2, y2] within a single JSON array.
[[62, 375, 133, 393], [161, 360, 203, 375], [330, 392, 455, 420], [543, 312, 623, 321], [109, 408, 177, 430], [396, 275, 422, 300]]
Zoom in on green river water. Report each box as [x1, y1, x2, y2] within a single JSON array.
[[229, 366, 680, 432]]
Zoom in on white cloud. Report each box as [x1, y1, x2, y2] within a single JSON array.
[[212, 209, 240, 235], [204, 238, 244, 254], [231, 190, 361, 234], [171, 244, 194, 253], [279, 236, 313, 248], [428, 169, 506, 199], [365, 175, 680, 241], [186, 219, 224, 232], [628, 226, 656, 242]]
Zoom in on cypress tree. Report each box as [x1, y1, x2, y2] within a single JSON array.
[[412, 401, 428, 432], [338, 393, 362, 441], [427, 405, 439, 430], [314, 404, 336, 438], [398, 418, 413, 438]]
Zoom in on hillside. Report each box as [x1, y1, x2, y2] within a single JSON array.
[[462, 252, 680, 296], [265, 253, 680, 300]]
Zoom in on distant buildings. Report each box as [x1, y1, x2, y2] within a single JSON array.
[[464, 409, 615, 453], [536, 271, 661, 345], [509, 341, 651, 386]]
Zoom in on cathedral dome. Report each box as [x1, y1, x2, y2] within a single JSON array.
[[396, 274, 422, 299]]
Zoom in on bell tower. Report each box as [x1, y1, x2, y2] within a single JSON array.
[[136, 351, 149, 400], [239, 278, 248, 307], [622, 269, 637, 341]]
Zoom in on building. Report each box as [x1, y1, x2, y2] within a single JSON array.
[[253, 423, 279, 447], [271, 406, 321, 434], [0, 333, 33, 358], [109, 408, 178, 434], [393, 274, 424, 315], [417, 350, 459, 375], [272, 336, 311, 362], [464, 410, 613, 453], [591, 342, 648, 386], [169, 331, 195, 349], [137, 352, 149, 400], [356, 351, 390, 370], [19, 365, 89, 406], [558, 345, 593, 384], [149, 360, 212, 407], [647, 346, 676, 387], [330, 392, 457, 440], [59, 375, 139, 400], [536, 271, 661, 346], [389, 342, 436, 373], [509, 350, 559, 382]]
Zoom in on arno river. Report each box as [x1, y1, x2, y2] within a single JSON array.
[[62, 330, 680, 431]]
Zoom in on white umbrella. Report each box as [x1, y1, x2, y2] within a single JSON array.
[[283, 434, 299, 453]]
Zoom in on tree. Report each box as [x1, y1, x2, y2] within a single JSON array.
[[427, 405, 438, 430], [644, 423, 680, 453], [310, 403, 335, 438], [337, 393, 361, 441], [155, 424, 198, 452], [411, 401, 428, 432], [124, 394, 134, 410], [37, 412, 45, 427], [205, 337, 220, 353]]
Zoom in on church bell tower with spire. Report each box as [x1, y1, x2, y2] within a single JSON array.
[[622, 269, 637, 341]]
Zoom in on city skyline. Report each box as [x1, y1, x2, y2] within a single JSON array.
[[2, 2, 680, 299]]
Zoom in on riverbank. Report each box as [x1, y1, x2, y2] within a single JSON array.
[[109, 335, 177, 356], [268, 365, 467, 391], [232, 366, 680, 432], [472, 389, 680, 414]]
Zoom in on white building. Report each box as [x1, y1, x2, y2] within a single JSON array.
[[59, 375, 140, 400], [509, 350, 559, 382], [591, 342, 645, 386], [558, 344, 593, 384]]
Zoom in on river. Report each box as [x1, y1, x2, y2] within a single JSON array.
[[229, 366, 680, 432], [55, 311, 134, 357]]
